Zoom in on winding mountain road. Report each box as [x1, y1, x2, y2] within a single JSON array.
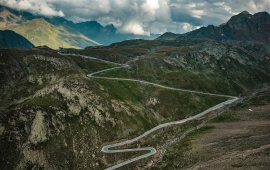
[[59, 52, 239, 170]]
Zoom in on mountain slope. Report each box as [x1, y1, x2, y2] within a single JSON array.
[[48, 18, 116, 45], [1, 38, 270, 169], [158, 11, 270, 42], [1, 27, 270, 169], [0, 30, 33, 48], [0, 8, 21, 28], [0, 6, 99, 49], [72, 21, 117, 45], [7, 18, 98, 49], [156, 32, 179, 40], [0, 4, 158, 46], [0, 47, 226, 169], [1, 6, 270, 170], [51, 18, 159, 45], [75, 39, 270, 95]]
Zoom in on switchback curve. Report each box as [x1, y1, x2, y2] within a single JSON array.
[[59, 52, 239, 170]]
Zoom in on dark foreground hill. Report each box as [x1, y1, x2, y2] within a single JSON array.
[[0, 30, 33, 48]]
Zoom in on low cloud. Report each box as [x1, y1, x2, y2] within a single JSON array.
[[1, 0, 64, 17], [181, 22, 201, 32], [123, 21, 146, 35], [0, 0, 270, 35]]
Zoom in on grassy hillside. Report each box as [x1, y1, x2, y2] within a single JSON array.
[[0, 6, 99, 48], [0, 48, 228, 169], [75, 39, 270, 96], [0, 8, 20, 28], [151, 89, 270, 170], [5, 18, 98, 49]]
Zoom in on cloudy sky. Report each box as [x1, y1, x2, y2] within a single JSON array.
[[1, 0, 270, 35]]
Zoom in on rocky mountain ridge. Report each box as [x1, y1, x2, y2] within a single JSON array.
[[158, 11, 270, 42]]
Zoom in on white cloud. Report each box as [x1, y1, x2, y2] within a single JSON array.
[[191, 9, 205, 18], [142, 0, 160, 14], [181, 22, 201, 32], [1, 0, 64, 17], [0, 0, 270, 34], [123, 21, 146, 35]]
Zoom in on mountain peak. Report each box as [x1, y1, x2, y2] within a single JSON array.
[[0, 7, 14, 17], [239, 11, 251, 15], [228, 11, 252, 23], [0, 7, 21, 28], [254, 11, 270, 17], [29, 18, 51, 26], [158, 11, 270, 42], [156, 32, 179, 40]]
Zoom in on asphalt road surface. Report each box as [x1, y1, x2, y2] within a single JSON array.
[[59, 52, 239, 170]]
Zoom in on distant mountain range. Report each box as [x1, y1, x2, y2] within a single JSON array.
[[158, 11, 270, 42], [2, 5, 270, 49], [49, 18, 160, 45], [0, 5, 99, 48], [0, 30, 33, 48], [0, 5, 158, 48]]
